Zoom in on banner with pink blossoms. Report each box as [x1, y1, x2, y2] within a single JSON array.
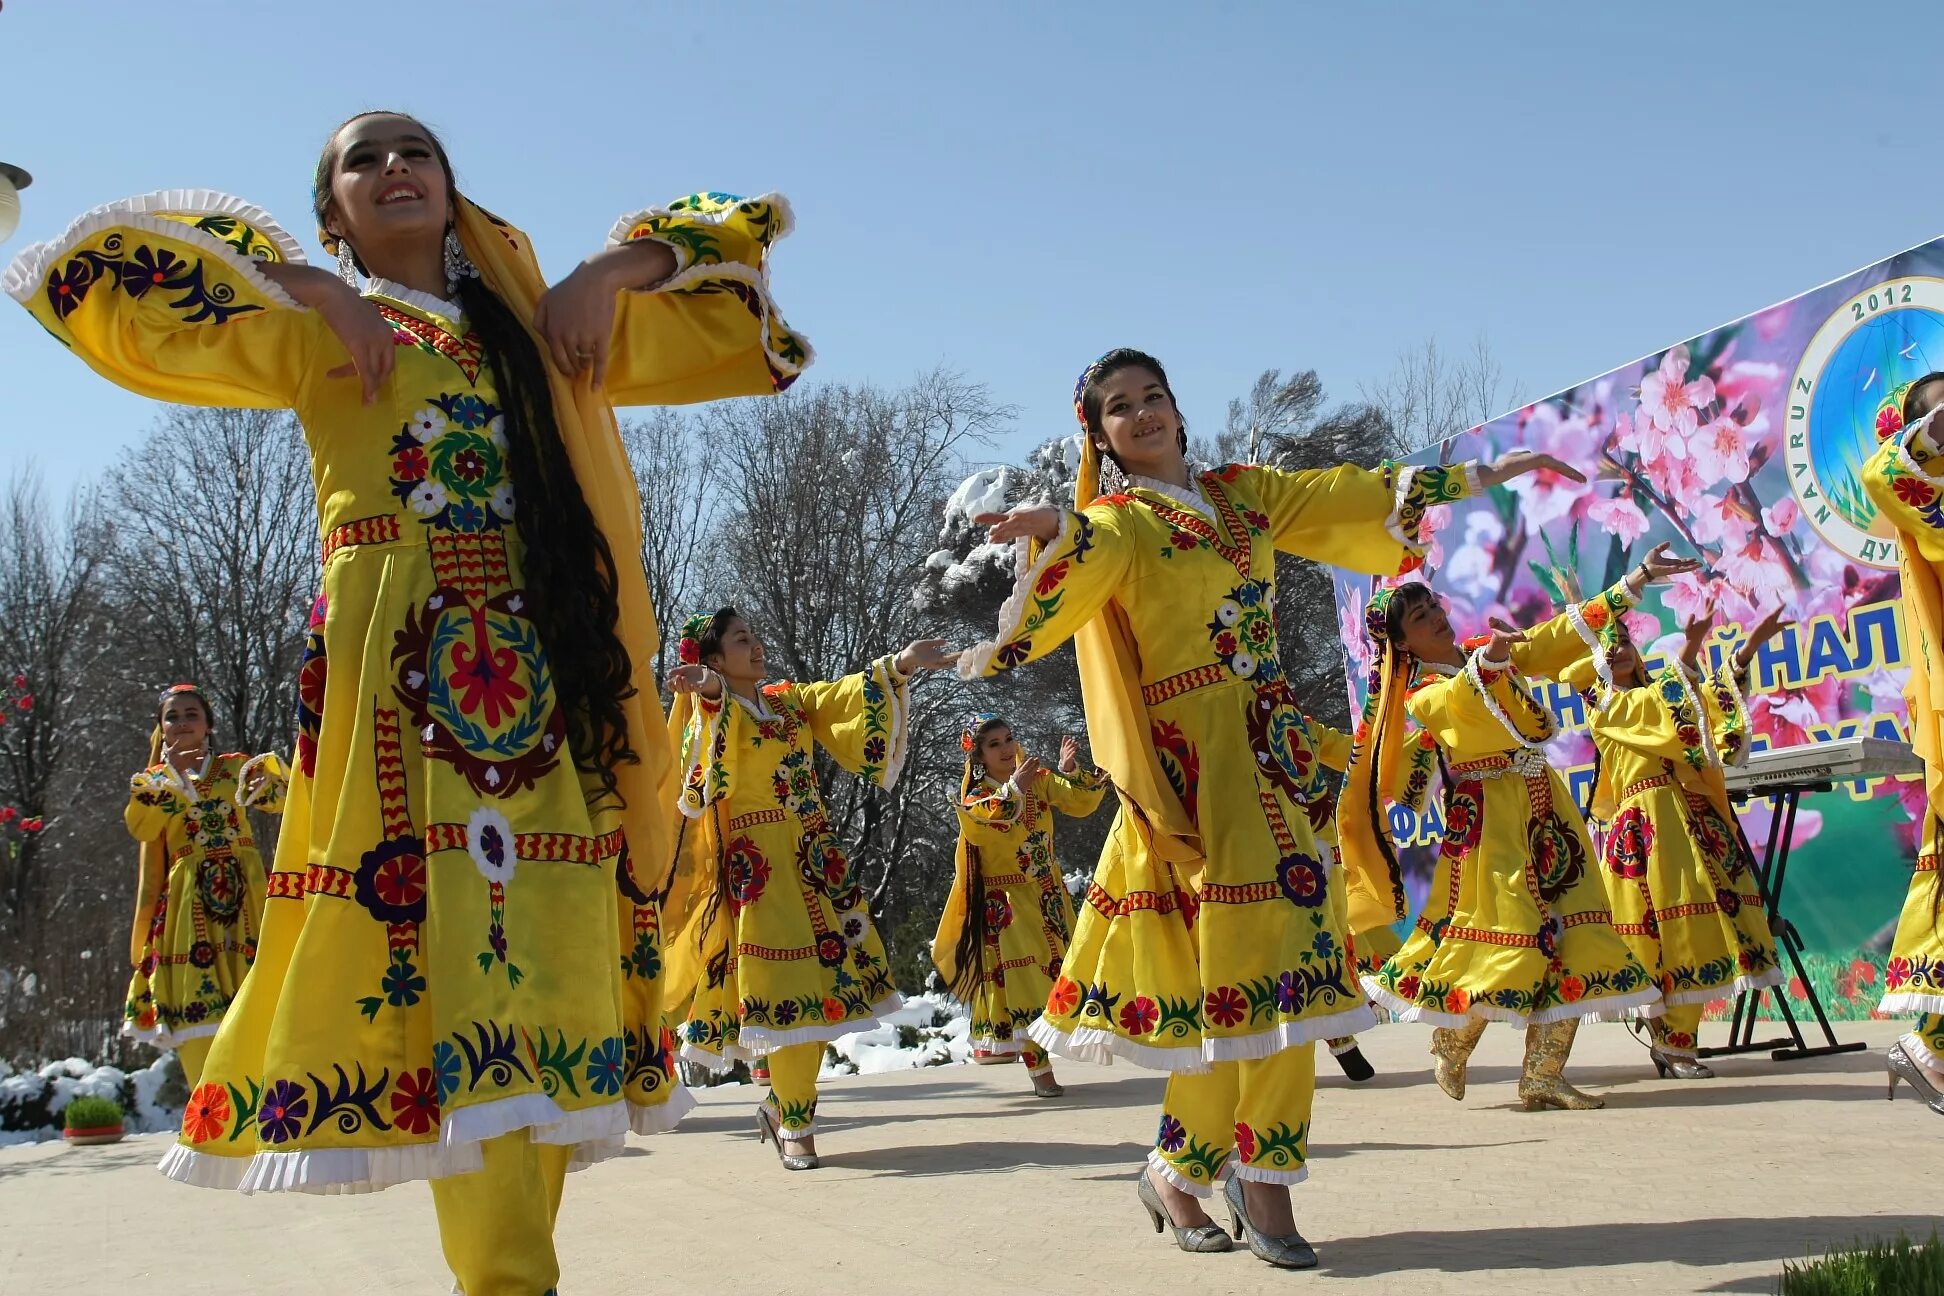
[[1331, 237, 1944, 1017]]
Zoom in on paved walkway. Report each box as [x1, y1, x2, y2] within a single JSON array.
[[1, 1020, 1930, 1294]]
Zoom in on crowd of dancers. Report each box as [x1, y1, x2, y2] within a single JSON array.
[[6, 109, 1940, 1292]]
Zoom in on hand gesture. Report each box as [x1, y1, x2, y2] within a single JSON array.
[[1013, 754, 1045, 789], [1482, 625, 1526, 663], [1736, 604, 1791, 673], [1059, 736, 1080, 775], [1680, 614, 1713, 668], [666, 664, 722, 699], [975, 506, 1062, 545], [163, 740, 205, 775], [1480, 450, 1588, 489], [895, 638, 958, 675], [1634, 541, 1701, 585], [260, 263, 396, 405]]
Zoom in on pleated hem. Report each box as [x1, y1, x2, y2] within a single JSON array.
[[122, 1018, 220, 1050], [1881, 990, 1944, 1017], [1029, 1017, 1210, 1074], [680, 994, 904, 1071], [1361, 976, 1664, 1029], [628, 1087, 695, 1135], [158, 1091, 633, 1196], [1659, 966, 1786, 1009], [969, 1035, 1028, 1057], [1204, 1004, 1378, 1063], [1899, 1030, 1944, 1070], [1230, 1162, 1310, 1187]]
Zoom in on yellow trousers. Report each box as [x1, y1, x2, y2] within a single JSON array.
[[1151, 1044, 1316, 1197], [763, 1041, 823, 1135], [1658, 1003, 1704, 1059], [430, 1131, 571, 1296], [173, 1037, 213, 1090], [1019, 1042, 1050, 1076], [1910, 1014, 1944, 1071]]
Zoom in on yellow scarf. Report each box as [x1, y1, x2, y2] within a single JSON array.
[[1337, 595, 1412, 933], [1072, 435, 1203, 870]]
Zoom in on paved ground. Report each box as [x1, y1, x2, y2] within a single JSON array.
[[1, 1020, 1931, 1295]]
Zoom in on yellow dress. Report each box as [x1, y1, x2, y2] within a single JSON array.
[[960, 462, 1474, 1070], [1363, 582, 1662, 1026], [931, 762, 1109, 1057], [1569, 654, 1782, 1044], [1860, 422, 1944, 1065], [5, 189, 807, 1193], [671, 661, 907, 1070], [123, 752, 285, 1048]]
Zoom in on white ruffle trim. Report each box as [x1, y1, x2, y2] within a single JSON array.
[[956, 511, 1077, 681], [1881, 990, 1944, 1017], [871, 654, 913, 793], [1230, 1161, 1311, 1187], [158, 1092, 634, 1196], [1899, 1029, 1944, 1070], [629, 1086, 695, 1135], [4, 189, 306, 309], [1029, 1002, 1374, 1073], [1145, 1149, 1215, 1199], [602, 192, 813, 377], [1361, 975, 1664, 1030], [680, 994, 904, 1070], [1658, 965, 1785, 1009]]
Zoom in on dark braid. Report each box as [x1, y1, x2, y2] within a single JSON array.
[[313, 113, 637, 807], [946, 715, 1011, 1000]]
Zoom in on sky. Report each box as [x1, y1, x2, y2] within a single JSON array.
[[2, 1, 1939, 497]]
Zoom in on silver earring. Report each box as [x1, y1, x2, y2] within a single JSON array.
[[443, 229, 477, 295], [1096, 451, 1128, 496], [335, 238, 360, 288]]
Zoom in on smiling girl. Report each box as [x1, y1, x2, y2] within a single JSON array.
[[6, 110, 809, 1292]]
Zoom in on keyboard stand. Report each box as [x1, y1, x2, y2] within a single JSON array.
[[1699, 783, 1867, 1062]]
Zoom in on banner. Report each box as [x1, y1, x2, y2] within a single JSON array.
[[1330, 238, 1944, 1019]]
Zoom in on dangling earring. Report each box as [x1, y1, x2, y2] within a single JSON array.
[[1096, 449, 1128, 496], [443, 228, 478, 296], [335, 237, 360, 288]]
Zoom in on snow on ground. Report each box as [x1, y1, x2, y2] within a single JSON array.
[[0, 1054, 181, 1144], [822, 992, 972, 1078]]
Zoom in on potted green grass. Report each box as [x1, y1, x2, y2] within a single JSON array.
[[61, 1095, 127, 1145], [1779, 1232, 1944, 1294]]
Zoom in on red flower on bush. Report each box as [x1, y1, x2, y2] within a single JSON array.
[[1788, 976, 1808, 1000], [0, 807, 15, 825]]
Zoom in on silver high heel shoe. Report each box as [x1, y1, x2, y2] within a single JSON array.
[[1135, 1167, 1232, 1253], [1645, 1019, 1716, 1080], [1886, 1043, 1944, 1115], [1223, 1173, 1319, 1270], [755, 1103, 819, 1170]]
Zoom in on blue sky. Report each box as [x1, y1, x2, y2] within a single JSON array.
[[2, 2, 1936, 495]]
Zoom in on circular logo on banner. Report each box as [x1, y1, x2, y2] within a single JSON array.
[[1786, 276, 1944, 568]]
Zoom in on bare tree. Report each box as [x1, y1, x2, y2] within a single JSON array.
[[704, 371, 1009, 983], [622, 408, 716, 680], [1359, 333, 1515, 454], [102, 408, 316, 758]]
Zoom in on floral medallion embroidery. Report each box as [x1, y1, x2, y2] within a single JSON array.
[[1245, 684, 1319, 805], [1441, 781, 1485, 861], [1529, 812, 1587, 903], [1151, 720, 1201, 822], [388, 393, 514, 533], [1208, 579, 1280, 682], [392, 582, 566, 798], [1607, 806, 1654, 879], [724, 835, 772, 913]]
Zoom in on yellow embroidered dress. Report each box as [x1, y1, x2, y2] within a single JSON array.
[[1860, 419, 1944, 1067], [5, 189, 808, 1193], [123, 752, 285, 1047], [672, 662, 907, 1069], [960, 462, 1473, 1071], [1566, 652, 1782, 1050], [931, 762, 1109, 1056], [1362, 583, 1662, 1026]]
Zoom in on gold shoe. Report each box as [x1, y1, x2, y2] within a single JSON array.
[[1519, 1018, 1604, 1111], [1429, 1018, 1488, 1101]]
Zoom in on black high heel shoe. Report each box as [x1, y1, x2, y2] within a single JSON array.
[[1331, 1044, 1376, 1083]]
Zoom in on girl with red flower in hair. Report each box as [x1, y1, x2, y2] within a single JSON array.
[[1560, 600, 1787, 1079], [664, 607, 955, 1169]]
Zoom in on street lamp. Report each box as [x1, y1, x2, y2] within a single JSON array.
[[0, 162, 32, 244]]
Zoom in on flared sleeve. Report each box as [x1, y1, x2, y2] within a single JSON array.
[[603, 191, 813, 405], [4, 191, 320, 408]]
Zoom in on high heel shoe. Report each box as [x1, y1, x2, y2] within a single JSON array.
[[1331, 1043, 1376, 1083], [1886, 1043, 1944, 1115], [1031, 1075, 1066, 1098], [1222, 1173, 1319, 1270], [755, 1103, 819, 1170], [1134, 1167, 1232, 1253], [1645, 1019, 1715, 1080]]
